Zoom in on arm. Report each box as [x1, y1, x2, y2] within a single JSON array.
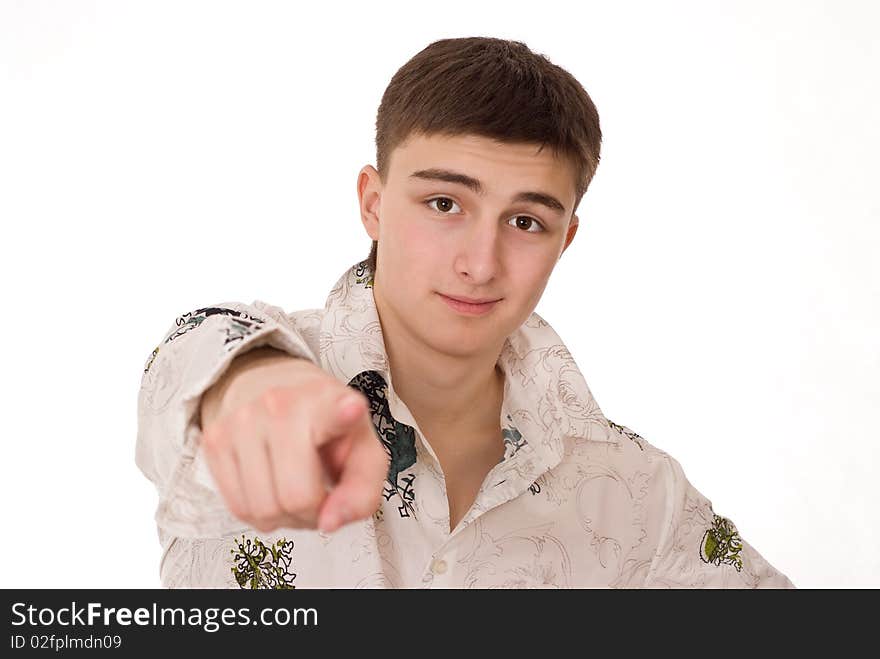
[[136, 300, 318, 539]]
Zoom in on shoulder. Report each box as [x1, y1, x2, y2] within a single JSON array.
[[601, 423, 796, 588], [561, 417, 673, 479], [564, 420, 794, 587]]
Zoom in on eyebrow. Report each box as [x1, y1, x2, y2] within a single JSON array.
[[408, 168, 567, 216]]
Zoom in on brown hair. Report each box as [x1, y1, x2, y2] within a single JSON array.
[[367, 36, 602, 273]]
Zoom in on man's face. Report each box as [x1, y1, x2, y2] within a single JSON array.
[[358, 132, 579, 359]]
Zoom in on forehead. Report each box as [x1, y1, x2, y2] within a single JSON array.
[[389, 133, 576, 203]]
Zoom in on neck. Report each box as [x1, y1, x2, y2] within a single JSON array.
[[392, 347, 505, 436], [374, 296, 505, 450]]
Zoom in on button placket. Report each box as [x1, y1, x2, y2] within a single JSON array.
[[423, 547, 456, 585]]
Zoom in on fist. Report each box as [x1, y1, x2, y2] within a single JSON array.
[[199, 357, 389, 535]]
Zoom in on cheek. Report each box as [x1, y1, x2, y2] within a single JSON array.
[[512, 271, 553, 313], [388, 211, 440, 261]]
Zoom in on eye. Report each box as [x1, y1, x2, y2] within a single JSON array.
[[425, 196, 461, 214], [425, 197, 545, 233], [508, 215, 545, 233]]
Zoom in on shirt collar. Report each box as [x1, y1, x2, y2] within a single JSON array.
[[317, 259, 615, 483]]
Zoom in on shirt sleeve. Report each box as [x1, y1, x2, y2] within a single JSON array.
[[136, 300, 318, 540], [643, 453, 796, 588]]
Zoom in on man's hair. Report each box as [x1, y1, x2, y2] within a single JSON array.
[[366, 36, 602, 272]]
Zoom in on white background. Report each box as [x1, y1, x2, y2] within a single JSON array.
[[1, 0, 877, 588]]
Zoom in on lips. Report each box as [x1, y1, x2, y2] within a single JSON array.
[[441, 294, 501, 304], [437, 293, 501, 316]]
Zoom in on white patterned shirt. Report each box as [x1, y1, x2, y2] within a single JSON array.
[[136, 259, 795, 588]]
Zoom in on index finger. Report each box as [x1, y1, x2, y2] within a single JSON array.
[[316, 411, 389, 534]]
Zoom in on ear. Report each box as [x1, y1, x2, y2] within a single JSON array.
[[357, 165, 382, 242], [561, 213, 579, 255]]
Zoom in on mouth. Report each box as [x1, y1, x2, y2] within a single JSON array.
[[437, 293, 502, 316]]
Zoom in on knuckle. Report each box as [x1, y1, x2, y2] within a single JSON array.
[[226, 499, 248, 521], [279, 490, 319, 519], [260, 387, 293, 418], [202, 422, 232, 448], [276, 485, 304, 513], [200, 427, 221, 451], [278, 515, 311, 530], [252, 519, 275, 533], [232, 402, 254, 426], [251, 501, 281, 523], [316, 378, 342, 398]]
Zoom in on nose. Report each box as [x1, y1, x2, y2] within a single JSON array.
[[454, 217, 501, 283]]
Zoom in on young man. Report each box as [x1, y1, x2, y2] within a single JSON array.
[[137, 37, 794, 588]]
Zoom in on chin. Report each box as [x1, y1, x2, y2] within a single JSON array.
[[429, 319, 508, 353]]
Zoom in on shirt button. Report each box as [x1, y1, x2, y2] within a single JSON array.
[[431, 558, 448, 575]]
